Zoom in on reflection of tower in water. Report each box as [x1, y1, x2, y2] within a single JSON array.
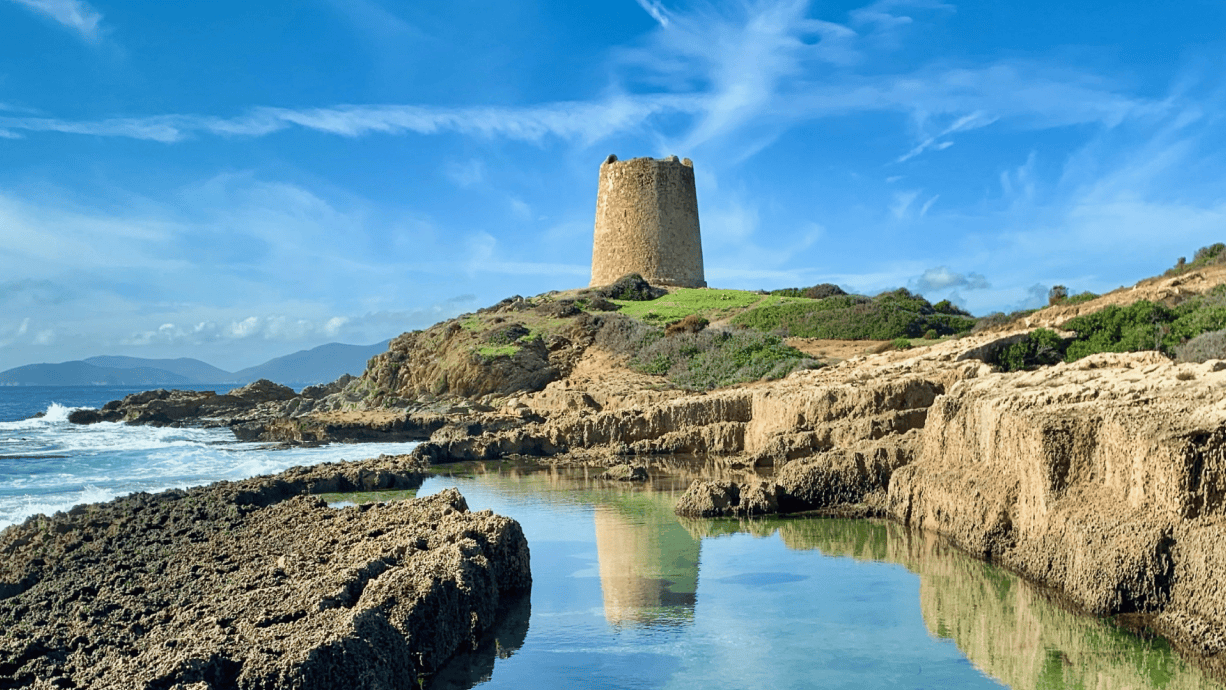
[[594, 504, 701, 627]]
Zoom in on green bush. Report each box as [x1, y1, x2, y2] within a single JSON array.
[[892, 338, 911, 350], [770, 283, 847, 300], [1057, 290, 1226, 362], [993, 329, 1067, 371], [932, 300, 971, 316], [731, 288, 976, 340], [1062, 301, 1173, 361]]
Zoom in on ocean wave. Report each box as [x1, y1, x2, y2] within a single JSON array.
[[0, 402, 79, 431], [0, 484, 118, 528], [0, 440, 420, 528]]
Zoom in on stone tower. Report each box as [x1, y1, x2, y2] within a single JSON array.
[[589, 154, 706, 288]]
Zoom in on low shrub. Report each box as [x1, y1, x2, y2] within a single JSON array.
[[770, 283, 848, 300], [1065, 291, 1099, 305], [631, 328, 821, 390], [1174, 328, 1226, 363], [592, 315, 819, 390], [592, 314, 661, 359], [485, 323, 531, 345], [892, 338, 911, 350], [1165, 242, 1226, 277], [732, 288, 976, 339], [665, 314, 709, 336]]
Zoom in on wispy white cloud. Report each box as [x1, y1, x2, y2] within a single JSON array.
[[6, 0, 103, 40], [896, 110, 998, 162], [890, 190, 919, 218], [634, 0, 671, 27], [919, 194, 939, 216], [0, 0, 1168, 169], [0, 95, 704, 144]]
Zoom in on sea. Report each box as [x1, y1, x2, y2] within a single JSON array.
[[2, 385, 1222, 689], [0, 385, 419, 529]]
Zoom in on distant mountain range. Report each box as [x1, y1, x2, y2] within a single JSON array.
[[0, 340, 390, 387]]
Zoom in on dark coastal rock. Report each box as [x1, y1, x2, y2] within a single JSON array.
[[68, 381, 293, 428], [226, 378, 297, 403], [0, 456, 530, 690], [590, 273, 667, 301]]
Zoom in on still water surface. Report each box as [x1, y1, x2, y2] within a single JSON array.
[[410, 465, 1222, 690]]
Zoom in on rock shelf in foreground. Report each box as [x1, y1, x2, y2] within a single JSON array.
[[0, 457, 530, 690]]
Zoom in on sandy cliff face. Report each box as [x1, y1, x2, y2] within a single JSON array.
[[888, 351, 1226, 660]]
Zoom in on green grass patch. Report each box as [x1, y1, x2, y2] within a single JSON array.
[[612, 288, 770, 325], [476, 344, 520, 358]]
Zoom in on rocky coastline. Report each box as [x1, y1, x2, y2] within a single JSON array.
[[37, 266, 1226, 684]]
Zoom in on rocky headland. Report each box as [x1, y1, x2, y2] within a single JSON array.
[[0, 455, 530, 689]]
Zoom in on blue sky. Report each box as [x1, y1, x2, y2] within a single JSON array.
[[2, 0, 1226, 371]]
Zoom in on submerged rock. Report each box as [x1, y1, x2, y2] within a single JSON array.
[[674, 479, 782, 517], [601, 464, 648, 482]]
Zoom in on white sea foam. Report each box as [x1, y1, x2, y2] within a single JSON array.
[[0, 485, 118, 527], [0, 402, 80, 431], [0, 434, 420, 528]]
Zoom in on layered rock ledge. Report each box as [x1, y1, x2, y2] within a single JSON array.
[[0, 456, 530, 689]]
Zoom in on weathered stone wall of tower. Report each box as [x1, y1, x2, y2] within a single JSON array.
[[590, 155, 706, 288]]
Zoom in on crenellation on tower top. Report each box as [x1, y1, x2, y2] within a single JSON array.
[[589, 155, 706, 289]]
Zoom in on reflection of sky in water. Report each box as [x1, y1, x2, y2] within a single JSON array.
[[418, 472, 1002, 690], [420, 467, 1225, 690]]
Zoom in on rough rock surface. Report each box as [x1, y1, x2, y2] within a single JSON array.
[[887, 351, 1226, 658], [601, 464, 648, 482], [0, 457, 530, 690], [67, 380, 296, 428]]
